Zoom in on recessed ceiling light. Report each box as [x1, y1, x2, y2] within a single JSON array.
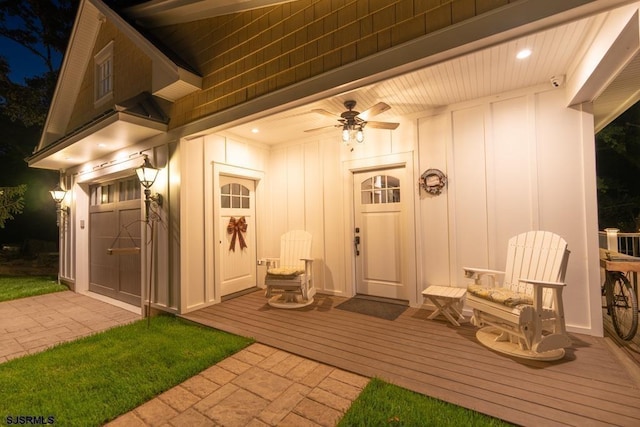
[[98, 143, 106, 147], [516, 49, 532, 59], [251, 128, 259, 133]]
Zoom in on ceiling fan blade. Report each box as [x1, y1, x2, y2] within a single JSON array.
[[311, 108, 338, 118], [365, 121, 399, 130], [357, 102, 391, 121]]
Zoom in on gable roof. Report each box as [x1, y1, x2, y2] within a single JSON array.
[[35, 0, 201, 156]]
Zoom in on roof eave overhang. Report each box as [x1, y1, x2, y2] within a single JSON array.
[[28, 111, 167, 170]]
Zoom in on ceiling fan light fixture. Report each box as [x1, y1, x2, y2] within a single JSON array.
[[342, 124, 365, 145], [307, 100, 397, 145]]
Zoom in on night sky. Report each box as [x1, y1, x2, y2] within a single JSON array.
[[1, 37, 51, 82], [0, 17, 62, 248], [1, 6, 62, 80]]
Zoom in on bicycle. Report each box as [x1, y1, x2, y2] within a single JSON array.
[[602, 270, 638, 340]]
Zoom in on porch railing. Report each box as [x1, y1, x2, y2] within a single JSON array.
[[598, 228, 640, 257], [598, 228, 640, 298]]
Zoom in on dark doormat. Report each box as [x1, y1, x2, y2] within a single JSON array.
[[335, 297, 408, 321]]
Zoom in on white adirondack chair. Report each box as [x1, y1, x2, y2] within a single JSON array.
[[464, 231, 571, 360], [264, 230, 315, 308]]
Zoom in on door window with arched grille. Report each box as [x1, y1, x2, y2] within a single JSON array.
[[360, 175, 400, 204], [221, 183, 250, 209]]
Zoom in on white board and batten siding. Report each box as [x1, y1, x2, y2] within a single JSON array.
[[178, 85, 600, 335], [179, 134, 268, 313], [266, 141, 327, 294], [214, 86, 600, 335], [180, 137, 207, 312], [417, 87, 600, 335]]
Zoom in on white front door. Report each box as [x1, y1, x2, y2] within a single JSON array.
[[354, 168, 410, 300], [219, 176, 257, 296]]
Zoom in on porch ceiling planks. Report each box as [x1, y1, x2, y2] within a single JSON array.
[[181, 291, 640, 427]]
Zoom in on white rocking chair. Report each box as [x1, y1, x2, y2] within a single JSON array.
[[264, 230, 315, 308], [464, 231, 571, 361]]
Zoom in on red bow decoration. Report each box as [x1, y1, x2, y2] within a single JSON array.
[[227, 216, 248, 252]]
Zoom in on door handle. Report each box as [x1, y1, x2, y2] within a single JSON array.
[[354, 236, 360, 256]]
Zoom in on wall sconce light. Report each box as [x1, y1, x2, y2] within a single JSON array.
[[49, 184, 69, 227], [135, 155, 163, 221]]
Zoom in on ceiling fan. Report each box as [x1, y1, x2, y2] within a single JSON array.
[[305, 100, 399, 143]]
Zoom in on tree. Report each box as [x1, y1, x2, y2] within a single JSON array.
[[0, 0, 77, 241], [0, 114, 57, 243], [0, 0, 77, 126], [595, 102, 640, 231], [0, 184, 26, 228]]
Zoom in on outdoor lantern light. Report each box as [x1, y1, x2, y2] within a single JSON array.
[[135, 155, 159, 189], [135, 155, 162, 221], [49, 184, 69, 227], [49, 184, 66, 204]]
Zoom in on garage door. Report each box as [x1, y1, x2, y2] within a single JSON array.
[[89, 177, 142, 305]]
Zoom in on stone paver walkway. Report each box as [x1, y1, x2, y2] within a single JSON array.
[[0, 290, 140, 363], [107, 343, 369, 427], [1, 291, 369, 426]]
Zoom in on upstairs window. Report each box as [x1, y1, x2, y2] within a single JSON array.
[[94, 41, 114, 106]]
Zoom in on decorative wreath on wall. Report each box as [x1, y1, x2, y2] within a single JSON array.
[[419, 169, 447, 195]]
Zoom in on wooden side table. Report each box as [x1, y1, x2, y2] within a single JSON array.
[[422, 286, 467, 326]]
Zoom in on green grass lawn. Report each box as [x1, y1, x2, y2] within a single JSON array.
[[339, 378, 513, 427], [0, 315, 252, 426], [0, 275, 67, 302]]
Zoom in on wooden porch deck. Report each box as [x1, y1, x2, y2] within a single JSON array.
[[181, 291, 640, 427]]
